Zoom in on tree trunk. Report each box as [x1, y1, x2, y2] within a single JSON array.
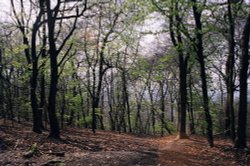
[[188, 69, 195, 134], [68, 85, 77, 126], [135, 93, 142, 133], [178, 53, 188, 138], [30, 60, 41, 133], [235, 14, 250, 149], [224, 0, 236, 142], [60, 87, 66, 129], [148, 83, 156, 134], [78, 78, 87, 128], [39, 65, 46, 129], [159, 81, 165, 137], [192, 0, 214, 147], [169, 1, 188, 138], [30, 18, 43, 132], [0, 48, 4, 119], [91, 67, 97, 133], [47, 51, 60, 138], [46, 0, 60, 139], [106, 75, 115, 130], [122, 70, 132, 133], [92, 98, 98, 133], [86, 68, 91, 128], [169, 91, 175, 122], [99, 92, 105, 130], [30, 1, 44, 134]]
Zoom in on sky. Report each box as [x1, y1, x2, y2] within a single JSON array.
[[0, 1, 11, 22], [0, 1, 10, 12]]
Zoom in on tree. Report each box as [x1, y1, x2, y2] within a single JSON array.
[[191, 0, 214, 147], [235, 13, 250, 149], [151, 0, 189, 139], [224, 0, 238, 142], [45, 0, 87, 138], [10, 0, 45, 133]]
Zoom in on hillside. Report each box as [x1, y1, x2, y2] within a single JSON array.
[[0, 121, 249, 166]]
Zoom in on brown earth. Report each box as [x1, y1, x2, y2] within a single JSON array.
[[0, 120, 249, 166]]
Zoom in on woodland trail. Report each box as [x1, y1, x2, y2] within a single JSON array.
[[0, 121, 249, 166], [157, 135, 249, 166]]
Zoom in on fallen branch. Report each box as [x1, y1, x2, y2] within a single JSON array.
[[46, 151, 65, 157]]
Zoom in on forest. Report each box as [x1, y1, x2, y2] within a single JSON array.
[[0, 0, 250, 165]]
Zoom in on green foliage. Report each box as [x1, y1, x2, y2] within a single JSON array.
[[30, 143, 38, 153], [77, 117, 87, 127], [23, 143, 38, 158], [166, 121, 176, 132], [85, 116, 93, 126], [95, 108, 103, 116], [6, 44, 28, 55], [209, 102, 224, 133]]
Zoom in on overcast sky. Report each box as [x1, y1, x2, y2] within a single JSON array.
[[0, 1, 10, 12], [1, 0, 250, 14]]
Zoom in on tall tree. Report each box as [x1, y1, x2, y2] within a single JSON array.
[[10, 0, 45, 133], [191, 0, 214, 147], [45, 0, 87, 138], [169, 1, 189, 139], [224, 0, 236, 142], [39, 12, 48, 129], [235, 13, 250, 149], [152, 0, 189, 139]]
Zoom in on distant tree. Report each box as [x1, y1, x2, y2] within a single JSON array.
[[82, 8, 121, 133]]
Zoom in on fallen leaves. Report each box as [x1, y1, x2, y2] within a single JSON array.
[[0, 120, 249, 166]]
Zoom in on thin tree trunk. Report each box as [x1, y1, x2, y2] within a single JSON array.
[[0, 48, 4, 119], [60, 85, 66, 129], [148, 83, 156, 134], [78, 78, 87, 128], [159, 81, 165, 136], [86, 68, 90, 127], [169, 91, 175, 122], [224, 0, 236, 142], [99, 91, 105, 130], [92, 67, 97, 133], [38, 15, 47, 130], [135, 93, 142, 133], [68, 85, 77, 126], [122, 70, 132, 133], [188, 70, 195, 134], [106, 75, 115, 130]]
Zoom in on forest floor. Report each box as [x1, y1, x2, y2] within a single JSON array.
[[0, 120, 249, 166]]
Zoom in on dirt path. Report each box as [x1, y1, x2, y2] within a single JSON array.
[[157, 135, 249, 166], [0, 121, 249, 166]]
